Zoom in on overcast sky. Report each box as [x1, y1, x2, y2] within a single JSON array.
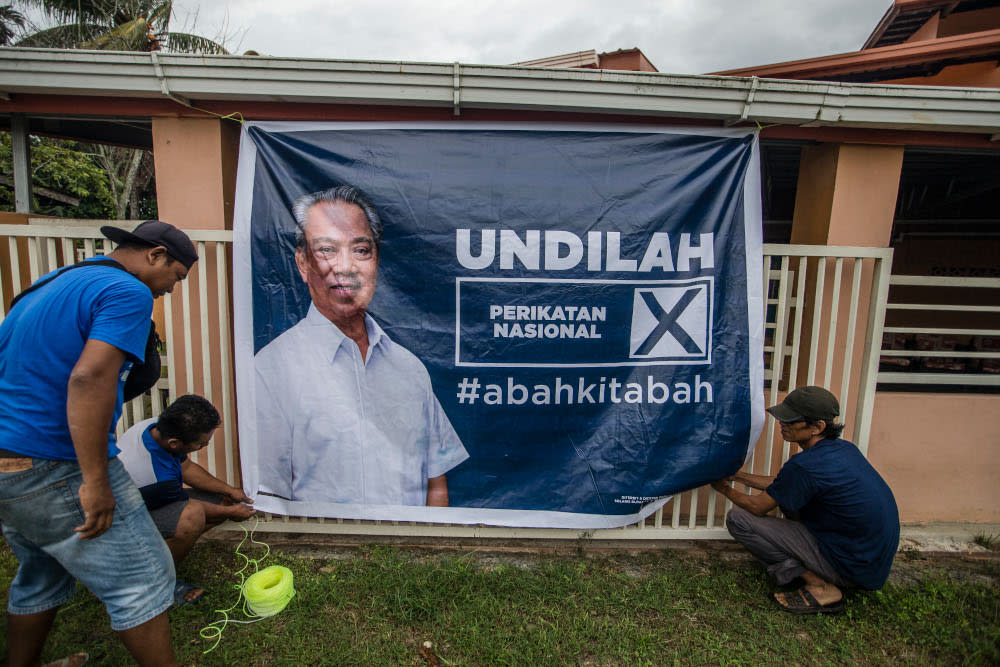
[[169, 0, 892, 74]]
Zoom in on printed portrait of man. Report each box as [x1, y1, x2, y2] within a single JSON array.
[[253, 185, 469, 507]]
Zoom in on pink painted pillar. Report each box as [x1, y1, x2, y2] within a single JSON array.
[[152, 116, 241, 482]]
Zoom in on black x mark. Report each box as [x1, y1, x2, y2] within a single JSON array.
[[634, 287, 703, 356]]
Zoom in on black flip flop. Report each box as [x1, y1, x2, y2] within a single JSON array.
[[774, 587, 844, 615], [173, 580, 206, 607]]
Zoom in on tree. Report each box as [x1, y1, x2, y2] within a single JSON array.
[[0, 133, 117, 218], [15, 1, 227, 53], [12, 1, 228, 218], [94, 143, 158, 219], [0, 5, 27, 45]]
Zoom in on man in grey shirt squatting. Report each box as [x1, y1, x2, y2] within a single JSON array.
[[254, 185, 469, 507]]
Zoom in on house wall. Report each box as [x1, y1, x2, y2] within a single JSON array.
[[937, 7, 1000, 38], [598, 50, 658, 71], [868, 392, 1000, 523], [871, 4, 1000, 88]]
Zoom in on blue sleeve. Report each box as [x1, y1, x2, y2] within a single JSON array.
[[149, 449, 183, 484], [88, 278, 153, 363], [766, 460, 815, 514]]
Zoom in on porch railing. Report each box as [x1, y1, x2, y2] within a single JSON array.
[[878, 275, 1000, 389]]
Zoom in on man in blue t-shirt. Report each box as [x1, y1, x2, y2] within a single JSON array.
[[711, 386, 899, 615], [118, 394, 255, 603], [0, 220, 197, 666]]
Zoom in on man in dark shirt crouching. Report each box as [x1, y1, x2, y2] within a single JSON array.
[[711, 386, 899, 614]]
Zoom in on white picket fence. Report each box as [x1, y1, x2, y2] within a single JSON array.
[[0, 221, 893, 539]]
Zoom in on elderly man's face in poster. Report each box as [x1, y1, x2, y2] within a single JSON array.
[[294, 201, 379, 325]]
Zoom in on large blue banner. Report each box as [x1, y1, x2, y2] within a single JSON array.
[[233, 122, 764, 528]]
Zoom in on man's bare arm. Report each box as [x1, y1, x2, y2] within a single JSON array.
[[710, 478, 778, 517], [426, 475, 449, 507], [67, 339, 126, 539], [731, 471, 777, 491], [181, 460, 253, 504]]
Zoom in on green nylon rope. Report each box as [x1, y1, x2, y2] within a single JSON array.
[[198, 517, 295, 654]]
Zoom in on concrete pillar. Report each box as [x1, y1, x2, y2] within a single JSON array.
[[3, 114, 37, 315], [791, 143, 904, 247], [152, 116, 241, 483], [786, 143, 904, 434], [10, 114, 32, 214], [152, 117, 240, 230]]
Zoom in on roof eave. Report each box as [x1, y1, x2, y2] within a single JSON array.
[[864, 1, 905, 50], [0, 47, 997, 135], [714, 28, 1000, 78]]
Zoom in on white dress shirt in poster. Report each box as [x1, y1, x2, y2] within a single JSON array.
[[254, 304, 469, 506]]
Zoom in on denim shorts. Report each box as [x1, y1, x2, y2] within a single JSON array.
[[0, 457, 175, 631]]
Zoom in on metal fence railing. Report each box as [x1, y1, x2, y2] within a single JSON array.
[[760, 245, 893, 458], [878, 275, 1000, 389], [0, 224, 892, 539]]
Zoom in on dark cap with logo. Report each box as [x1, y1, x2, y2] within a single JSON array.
[[100, 220, 198, 269], [766, 386, 840, 423]]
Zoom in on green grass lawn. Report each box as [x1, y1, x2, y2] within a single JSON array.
[[2, 536, 998, 666]]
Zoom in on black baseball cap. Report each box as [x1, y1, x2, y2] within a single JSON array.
[[101, 220, 198, 269], [766, 386, 840, 423]]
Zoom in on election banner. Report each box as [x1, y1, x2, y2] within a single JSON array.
[[233, 122, 764, 528]]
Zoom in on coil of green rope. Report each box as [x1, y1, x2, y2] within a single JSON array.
[[199, 517, 294, 654], [243, 565, 295, 617]]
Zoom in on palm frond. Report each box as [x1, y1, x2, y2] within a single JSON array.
[[164, 31, 227, 54], [14, 0, 107, 25], [14, 1, 226, 54], [79, 17, 153, 51], [0, 5, 27, 25], [0, 5, 28, 46], [148, 0, 172, 31], [15, 22, 106, 48]]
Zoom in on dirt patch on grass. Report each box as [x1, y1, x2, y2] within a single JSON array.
[[203, 529, 1000, 586], [888, 551, 1000, 587]]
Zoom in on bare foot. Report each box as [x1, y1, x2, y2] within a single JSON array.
[[802, 582, 842, 607], [800, 570, 842, 606], [173, 579, 205, 606], [43, 653, 88, 667], [184, 587, 205, 603]]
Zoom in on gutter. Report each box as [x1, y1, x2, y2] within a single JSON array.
[[0, 47, 997, 134], [149, 51, 191, 108]]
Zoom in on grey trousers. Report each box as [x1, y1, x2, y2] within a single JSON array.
[[726, 506, 851, 588]]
